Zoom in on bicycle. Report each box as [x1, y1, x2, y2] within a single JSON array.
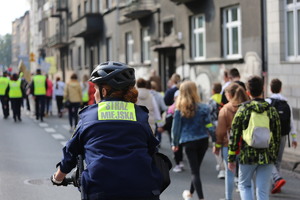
[[52, 155, 87, 200]]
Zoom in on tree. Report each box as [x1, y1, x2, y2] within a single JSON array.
[[0, 34, 12, 67]]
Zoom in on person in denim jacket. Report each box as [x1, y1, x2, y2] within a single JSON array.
[[171, 81, 215, 200]]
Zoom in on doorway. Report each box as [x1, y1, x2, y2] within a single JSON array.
[[158, 48, 176, 92]]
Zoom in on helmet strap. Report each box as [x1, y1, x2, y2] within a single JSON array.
[[106, 88, 116, 97], [99, 85, 104, 99]]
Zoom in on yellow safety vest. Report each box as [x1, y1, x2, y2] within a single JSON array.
[[9, 80, 22, 98], [0, 77, 9, 95], [82, 90, 89, 102], [33, 75, 46, 95]]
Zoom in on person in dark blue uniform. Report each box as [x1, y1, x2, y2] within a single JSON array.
[[51, 61, 163, 200]]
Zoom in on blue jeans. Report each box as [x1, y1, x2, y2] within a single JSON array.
[[222, 147, 235, 200], [239, 164, 273, 200]]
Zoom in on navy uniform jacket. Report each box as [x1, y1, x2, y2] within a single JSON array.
[[59, 98, 163, 199]]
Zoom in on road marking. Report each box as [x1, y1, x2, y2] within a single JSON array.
[[39, 123, 48, 127], [62, 125, 70, 130], [51, 134, 65, 140], [44, 128, 56, 133], [60, 141, 67, 146]]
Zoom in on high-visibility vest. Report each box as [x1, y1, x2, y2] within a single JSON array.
[[33, 75, 46, 95], [82, 89, 89, 102], [0, 77, 9, 95], [8, 80, 22, 98]]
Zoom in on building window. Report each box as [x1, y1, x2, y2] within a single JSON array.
[[191, 14, 206, 60], [125, 32, 134, 64], [106, 37, 112, 61], [222, 6, 241, 58], [142, 28, 151, 64], [69, 49, 73, 70], [285, 0, 300, 61], [98, 42, 101, 63], [106, 0, 112, 9], [98, 0, 103, 12], [163, 21, 173, 37], [91, 0, 96, 13], [84, 1, 88, 14], [78, 4, 81, 18], [78, 46, 82, 69]]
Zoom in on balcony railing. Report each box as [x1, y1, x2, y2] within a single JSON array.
[[170, 0, 196, 3], [124, 0, 156, 19], [69, 13, 102, 38], [48, 33, 68, 48]]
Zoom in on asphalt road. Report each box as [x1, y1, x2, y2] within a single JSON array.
[[0, 108, 299, 200]]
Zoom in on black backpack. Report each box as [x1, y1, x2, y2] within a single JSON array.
[[270, 98, 291, 136]]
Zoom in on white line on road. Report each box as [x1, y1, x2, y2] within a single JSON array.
[[39, 123, 48, 127], [60, 141, 67, 146], [62, 125, 70, 130], [44, 128, 56, 133], [51, 134, 65, 140]]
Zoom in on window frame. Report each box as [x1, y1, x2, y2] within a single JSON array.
[[125, 32, 134, 65], [141, 28, 151, 64], [106, 0, 112, 10], [78, 46, 82, 69], [285, 0, 300, 61], [191, 14, 206, 60], [106, 37, 112, 61], [222, 6, 242, 59]]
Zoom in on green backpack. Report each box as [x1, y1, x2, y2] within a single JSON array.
[[243, 110, 272, 149]]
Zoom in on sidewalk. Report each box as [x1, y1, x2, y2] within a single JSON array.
[[281, 133, 300, 173]]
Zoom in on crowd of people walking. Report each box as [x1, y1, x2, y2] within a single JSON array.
[[1, 62, 298, 200]]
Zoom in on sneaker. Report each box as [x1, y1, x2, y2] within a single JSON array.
[[217, 170, 225, 179], [179, 161, 185, 169], [235, 177, 239, 193], [271, 179, 286, 194], [173, 165, 183, 173], [216, 164, 220, 171], [234, 177, 239, 184], [182, 190, 192, 200]]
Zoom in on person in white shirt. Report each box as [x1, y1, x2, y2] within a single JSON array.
[[265, 78, 297, 194], [54, 76, 65, 118], [136, 78, 161, 134]]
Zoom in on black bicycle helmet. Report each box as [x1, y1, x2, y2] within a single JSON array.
[[90, 61, 136, 90]]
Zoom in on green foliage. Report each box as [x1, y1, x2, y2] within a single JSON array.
[[0, 34, 12, 67]]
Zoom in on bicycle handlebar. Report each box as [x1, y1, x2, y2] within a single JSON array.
[[65, 177, 76, 186]]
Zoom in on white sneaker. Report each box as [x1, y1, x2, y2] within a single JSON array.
[[173, 165, 183, 173], [235, 177, 239, 193], [182, 190, 192, 200], [216, 164, 220, 171], [234, 177, 238, 184], [217, 170, 225, 179], [179, 161, 185, 169]]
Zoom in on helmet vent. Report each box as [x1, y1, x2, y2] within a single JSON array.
[[123, 72, 130, 79], [113, 62, 122, 66], [104, 69, 114, 74], [100, 62, 108, 66], [114, 77, 123, 82]]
